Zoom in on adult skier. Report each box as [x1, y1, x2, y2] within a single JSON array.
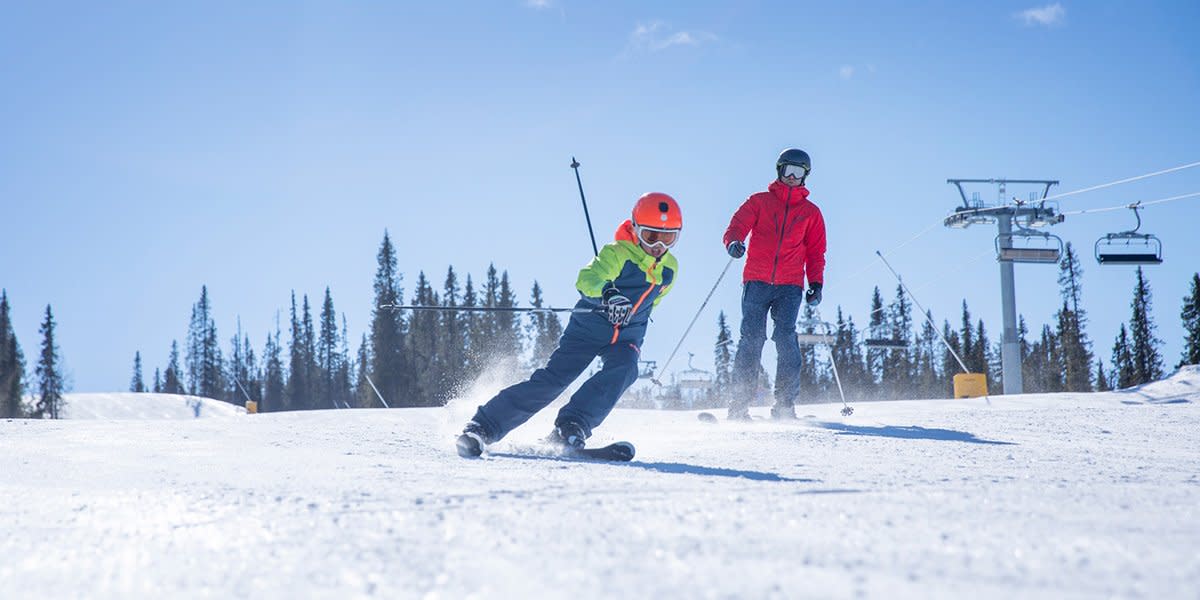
[[457, 193, 682, 457], [722, 148, 826, 420]]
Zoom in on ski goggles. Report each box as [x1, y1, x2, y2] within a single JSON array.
[[634, 224, 681, 249], [780, 164, 809, 180]]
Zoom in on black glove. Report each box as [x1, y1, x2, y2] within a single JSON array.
[[727, 240, 746, 259], [805, 282, 823, 306], [602, 286, 633, 325]]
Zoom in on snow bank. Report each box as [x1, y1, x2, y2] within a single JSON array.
[[53, 392, 245, 419]]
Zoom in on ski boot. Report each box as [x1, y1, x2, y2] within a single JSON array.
[[456, 421, 489, 458], [770, 404, 798, 420], [547, 420, 587, 450]]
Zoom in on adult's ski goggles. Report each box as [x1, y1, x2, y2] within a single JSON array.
[[633, 224, 681, 250], [780, 164, 809, 180]]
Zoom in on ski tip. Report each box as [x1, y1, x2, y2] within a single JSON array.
[[697, 412, 718, 424]]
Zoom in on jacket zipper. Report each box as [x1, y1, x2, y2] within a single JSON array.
[[770, 187, 793, 284], [610, 258, 659, 344]]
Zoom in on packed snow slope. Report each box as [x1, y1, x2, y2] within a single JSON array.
[[52, 392, 246, 419], [2, 369, 1198, 599]]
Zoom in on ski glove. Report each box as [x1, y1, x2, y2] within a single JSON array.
[[726, 240, 746, 259], [602, 287, 633, 325], [805, 282, 823, 306]]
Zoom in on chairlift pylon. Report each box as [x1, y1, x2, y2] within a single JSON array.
[[1095, 203, 1163, 266], [995, 227, 1063, 264]]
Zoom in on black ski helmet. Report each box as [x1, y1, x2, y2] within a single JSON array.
[[776, 148, 811, 182]]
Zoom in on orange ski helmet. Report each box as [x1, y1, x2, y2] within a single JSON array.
[[632, 192, 683, 229], [631, 192, 682, 250]]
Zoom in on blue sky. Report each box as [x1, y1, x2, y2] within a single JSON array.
[[2, 1, 1198, 392]]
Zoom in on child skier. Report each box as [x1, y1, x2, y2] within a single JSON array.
[[456, 192, 682, 457]]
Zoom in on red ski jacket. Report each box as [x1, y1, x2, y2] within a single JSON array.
[[723, 181, 826, 287]]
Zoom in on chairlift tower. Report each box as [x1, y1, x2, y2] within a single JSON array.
[[944, 178, 1065, 395]]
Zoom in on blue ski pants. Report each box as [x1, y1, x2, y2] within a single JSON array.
[[730, 281, 804, 414], [471, 329, 641, 442]]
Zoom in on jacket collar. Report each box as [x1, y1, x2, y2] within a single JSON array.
[[768, 180, 810, 204], [615, 219, 667, 267]]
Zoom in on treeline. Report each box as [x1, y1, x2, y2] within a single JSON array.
[[4, 239, 1200, 417], [129, 232, 564, 411], [697, 243, 1200, 405]]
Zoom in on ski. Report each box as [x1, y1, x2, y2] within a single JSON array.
[[458, 438, 636, 462]]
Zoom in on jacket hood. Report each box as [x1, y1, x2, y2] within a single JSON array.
[[615, 219, 636, 243]]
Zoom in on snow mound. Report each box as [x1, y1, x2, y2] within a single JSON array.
[[1115, 365, 1200, 404], [54, 392, 246, 419]]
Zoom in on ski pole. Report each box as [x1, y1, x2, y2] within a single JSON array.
[[811, 308, 853, 416], [570, 157, 600, 257], [652, 256, 736, 386], [874, 251, 970, 374], [381, 304, 600, 314]]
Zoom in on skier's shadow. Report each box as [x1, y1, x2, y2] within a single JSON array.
[[625, 460, 816, 482], [815, 421, 1016, 445], [492, 452, 814, 482]]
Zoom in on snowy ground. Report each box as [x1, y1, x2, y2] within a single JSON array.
[[2, 371, 1198, 599]]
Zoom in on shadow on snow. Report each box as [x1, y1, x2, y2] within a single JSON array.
[[814, 421, 1016, 445], [490, 452, 818, 483]]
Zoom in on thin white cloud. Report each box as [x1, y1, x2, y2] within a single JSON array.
[[629, 21, 717, 52], [1017, 3, 1066, 26], [839, 65, 855, 80], [524, 0, 552, 8]]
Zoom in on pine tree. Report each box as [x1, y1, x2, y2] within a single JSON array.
[[301, 295, 317, 406], [462, 274, 485, 374], [528, 281, 562, 367], [262, 324, 285, 412], [1095, 358, 1112, 392], [881, 284, 914, 397], [370, 232, 407, 408], [439, 267, 468, 401], [0, 290, 26, 418], [336, 315, 354, 409], [285, 292, 307, 411], [1180, 272, 1200, 367], [974, 319, 992, 391], [1127, 267, 1164, 384], [153, 368, 162, 393], [1112, 324, 1136, 389], [714, 311, 734, 404], [227, 319, 260, 406], [33, 305, 65, 419], [941, 321, 962, 397], [316, 288, 342, 409], [495, 269, 524, 367], [163, 340, 185, 394], [130, 351, 146, 392], [185, 286, 224, 399], [407, 272, 440, 407], [355, 333, 376, 408], [865, 287, 886, 393], [1056, 244, 1093, 392]]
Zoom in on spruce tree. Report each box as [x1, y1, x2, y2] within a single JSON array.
[[285, 292, 307, 410], [407, 272, 440, 407], [0, 290, 26, 418], [130, 351, 146, 392], [336, 315, 354, 409], [495, 269, 524, 365], [262, 325, 285, 412], [355, 333, 376, 408], [941, 321, 961, 397], [33, 305, 65, 419], [1056, 244, 1093, 392], [714, 310, 734, 404], [974, 319, 992, 391], [1127, 267, 1163, 384], [1112, 324, 1136, 389], [881, 284, 914, 397], [915, 310, 940, 399], [1095, 358, 1112, 392], [461, 274, 484, 375], [370, 232, 408, 408], [163, 340, 185, 394], [439, 267, 468, 400], [1180, 272, 1200, 367], [185, 286, 225, 399], [528, 281, 562, 368], [316, 288, 342, 409], [153, 368, 162, 393], [865, 287, 886, 392]]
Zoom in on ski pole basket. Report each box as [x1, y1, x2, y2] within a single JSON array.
[[1094, 203, 1163, 265]]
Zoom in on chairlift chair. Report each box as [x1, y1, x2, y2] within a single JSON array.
[[637, 360, 658, 379], [995, 228, 1064, 264], [796, 319, 836, 346], [863, 337, 910, 350], [1095, 204, 1164, 266]]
